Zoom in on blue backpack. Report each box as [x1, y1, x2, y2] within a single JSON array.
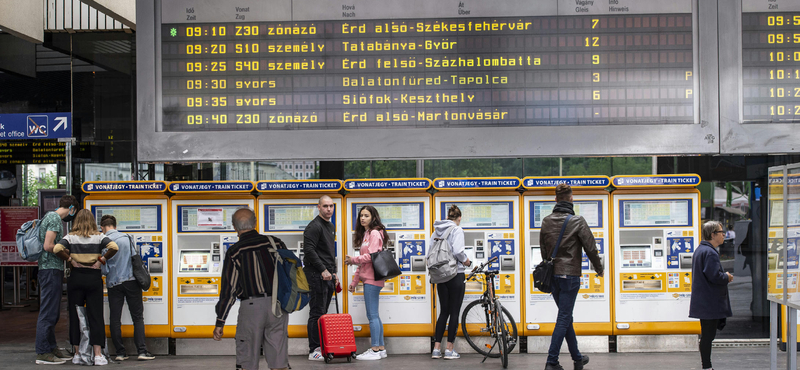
[[16, 219, 44, 262], [266, 236, 311, 317]]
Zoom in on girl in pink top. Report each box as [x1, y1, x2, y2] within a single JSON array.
[[345, 206, 389, 361]]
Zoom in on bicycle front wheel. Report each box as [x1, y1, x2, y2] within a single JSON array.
[[461, 299, 498, 357]]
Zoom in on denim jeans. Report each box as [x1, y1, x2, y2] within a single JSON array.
[[547, 275, 582, 365], [108, 280, 147, 356], [363, 283, 384, 347], [36, 269, 63, 354]]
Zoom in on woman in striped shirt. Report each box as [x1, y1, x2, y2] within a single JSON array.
[[54, 209, 118, 365]]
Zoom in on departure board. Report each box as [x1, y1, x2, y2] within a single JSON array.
[[742, 1, 800, 122], [158, 0, 696, 131]]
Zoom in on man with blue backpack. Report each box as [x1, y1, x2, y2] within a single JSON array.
[[35, 194, 79, 365], [214, 207, 307, 370]]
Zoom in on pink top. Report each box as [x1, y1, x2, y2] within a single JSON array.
[[350, 229, 385, 288]]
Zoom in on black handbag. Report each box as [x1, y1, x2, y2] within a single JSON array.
[[370, 248, 401, 281], [533, 214, 572, 294], [127, 234, 151, 291]]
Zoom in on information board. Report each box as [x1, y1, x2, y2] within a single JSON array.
[[178, 205, 242, 232], [442, 202, 512, 229], [0, 207, 39, 267], [138, 0, 722, 161], [620, 199, 691, 227], [531, 200, 602, 228], [352, 202, 423, 230], [92, 205, 161, 232], [769, 199, 800, 227], [265, 204, 318, 231], [741, 7, 800, 122]]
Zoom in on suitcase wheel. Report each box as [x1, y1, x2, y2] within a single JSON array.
[[324, 354, 333, 364], [347, 356, 352, 363], [351, 352, 357, 359]]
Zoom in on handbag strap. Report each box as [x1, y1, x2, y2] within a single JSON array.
[[549, 214, 573, 260], [126, 234, 137, 256]]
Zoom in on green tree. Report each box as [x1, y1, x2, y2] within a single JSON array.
[[23, 168, 58, 207]]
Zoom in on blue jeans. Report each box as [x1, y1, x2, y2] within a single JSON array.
[[547, 275, 582, 365], [36, 269, 63, 354], [363, 283, 384, 347]]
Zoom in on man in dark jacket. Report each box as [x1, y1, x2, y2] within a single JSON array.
[[539, 184, 603, 370], [689, 221, 733, 370], [303, 195, 338, 361]]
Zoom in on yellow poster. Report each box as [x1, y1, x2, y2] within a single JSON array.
[[142, 276, 164, 297], [667, 272, 692, 293], [495, 273, 515, 295], [398, 274, 426, 295], [579, 273, 604, 294]]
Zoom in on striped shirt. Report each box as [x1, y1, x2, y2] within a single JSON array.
[[53, 234, 118, 266], [215, 230, 285, 327]]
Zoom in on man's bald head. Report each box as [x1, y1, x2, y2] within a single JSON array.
[[232, 208, 257, 233], [319, 195, 333, 205]]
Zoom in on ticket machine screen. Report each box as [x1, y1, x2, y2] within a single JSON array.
[[179, 206, 240, 232], [531, 201, 602, 228], [352, 203, 423, 230], [266, 205, 319, 231], [620, 199, 691, 227], [179, 250, 211, 272], [92, 205, 160, 232], [442, 202, 512, 228], [620, 245, 652, 268]]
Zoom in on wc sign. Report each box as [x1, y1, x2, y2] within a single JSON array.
[[0, 112, 72, 140]]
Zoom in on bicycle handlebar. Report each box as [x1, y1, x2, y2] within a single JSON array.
[[466, 256, 499, 280]]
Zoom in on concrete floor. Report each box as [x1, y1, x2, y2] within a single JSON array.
[[0, 342, 789, 370]]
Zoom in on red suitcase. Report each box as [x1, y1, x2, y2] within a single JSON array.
[[318, 293, 357, 363]]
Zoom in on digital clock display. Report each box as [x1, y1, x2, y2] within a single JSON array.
[[742, 12, 800, 122], [158, 1, 696, 131]]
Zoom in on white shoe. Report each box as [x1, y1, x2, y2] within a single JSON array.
[[379, 349, 387, 359], [93, 356, 108, 366], [308, 348, 324, 361], [356, 349, 381, 361]]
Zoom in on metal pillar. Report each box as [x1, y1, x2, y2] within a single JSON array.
[[771, 300, 778, 370], [789, 306, 797, 370]]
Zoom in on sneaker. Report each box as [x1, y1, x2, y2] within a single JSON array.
[[52, 348, 72, 360], [35, 353, 66, 365], [356, 349, 381, 361], [138, 352, 155, 360], [379, 349, 387, 359], [114, 354, 128, 361], [444, 349, 460, 359], [308, 348, 324, 361], [544, 363, 564, 370], [431, 349, 442, 359], [73, 356, 81, 365], [574, 355, 589, 370], [93, 355, 108, 366]]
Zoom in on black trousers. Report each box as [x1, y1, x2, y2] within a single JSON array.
[[699, 319, 719, 369], [305, 268, 334, 352], [435, 273, 466, 344], [67, 268, 105, 347], [108, 280, 147, 356]]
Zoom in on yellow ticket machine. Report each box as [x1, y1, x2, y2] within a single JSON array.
[[168, 181, 255, 344], [768, 172, 800, 349], [521, 176, 612, 345], [610, 175, 701, 342], [431, 177, 523, 336], [82, 181, 171, 346], [255, 180, 344, 338], [343, 178, 433, 339]]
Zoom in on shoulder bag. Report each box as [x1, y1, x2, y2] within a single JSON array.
[[532, 214, 572, 294], [128, 234, 151, 291]]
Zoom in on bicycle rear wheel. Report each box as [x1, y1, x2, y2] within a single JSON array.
[[496, 302, 509, 368], [461, 299, 498, 357], [498, 304, 518, 354]]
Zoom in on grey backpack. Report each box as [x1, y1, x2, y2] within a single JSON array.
[[427, 226, 458, 284]]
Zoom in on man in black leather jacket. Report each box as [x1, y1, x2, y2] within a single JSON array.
[[539, 184, 603, 370]]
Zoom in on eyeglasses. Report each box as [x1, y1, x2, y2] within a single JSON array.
[[713, 230, 725, 235]]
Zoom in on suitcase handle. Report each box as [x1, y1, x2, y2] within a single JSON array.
[[333, 290, 339, 314]]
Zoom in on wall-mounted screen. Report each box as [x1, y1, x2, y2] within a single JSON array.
[[178, 205, 245, 232], [442, 202, 513, 229], [92, 205, 161, 232], [352, 202, 424, 230], [619, 199, 691, 227], [530, 200, 602, 228]]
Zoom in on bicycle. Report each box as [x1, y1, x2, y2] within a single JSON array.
[[460, 256, 518, 368]]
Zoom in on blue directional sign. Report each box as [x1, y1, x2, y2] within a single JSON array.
[[0, 113, 72, 140]]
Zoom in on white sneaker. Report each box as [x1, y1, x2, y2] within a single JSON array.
[[308, 348, 324, 361], [379, 349, 387, 359], [93, 356, 108, 366], [72, 356, 81, 365], [356, 349, 381, 361]]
